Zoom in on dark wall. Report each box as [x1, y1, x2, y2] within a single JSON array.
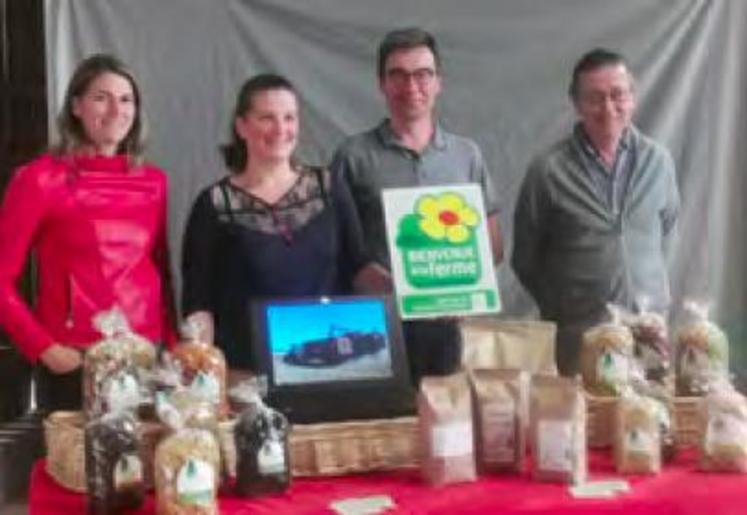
[[0, 0, 47, 421]]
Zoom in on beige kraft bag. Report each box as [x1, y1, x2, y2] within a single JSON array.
[[461, 318, 557, 375], [530, 375, 587, 484], [469, 369, 528, 474], [418, 373, 477, 486]]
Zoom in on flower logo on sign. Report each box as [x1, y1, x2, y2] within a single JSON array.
[[417, 193, 479, 244], [395, 192, 482, 288]]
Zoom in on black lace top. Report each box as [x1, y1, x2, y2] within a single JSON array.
[[181, 165, 368, 369]]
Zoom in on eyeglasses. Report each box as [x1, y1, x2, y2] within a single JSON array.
[[579, 88, 632, 107], [385, 67, 437, 87]]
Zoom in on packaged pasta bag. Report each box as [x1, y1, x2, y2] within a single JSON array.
[[418, 373, 477, 486], [231, 381, 291, 497], [154, 390, 221, 515], [580, 304, 634, 396], [469, 369, 528, 474], [614, 388, 661, 475], [626, 297, 673, 395], [85, 410, 146, 514], [675, 300, 729, 396], [530, 375, 586, 484], [628, 361, 677, 463], [84, 308, 157, 417], [172, 318, 229, 418], [698, 379, 747, 473]]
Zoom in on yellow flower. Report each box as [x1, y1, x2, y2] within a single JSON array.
[[416, 193, 479, 243]]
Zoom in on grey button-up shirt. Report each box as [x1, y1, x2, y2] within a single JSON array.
[[331, 119, 500, 267], [512, 125, 679, 324]]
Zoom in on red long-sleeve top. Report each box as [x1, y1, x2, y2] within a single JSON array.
[[0, 153, 175, 361]]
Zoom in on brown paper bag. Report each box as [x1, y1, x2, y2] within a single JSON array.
[[469, 369, 528, 474], [418, 373, 476, 486], [461, 319, 557, 374], [530, 375, 586, 484]]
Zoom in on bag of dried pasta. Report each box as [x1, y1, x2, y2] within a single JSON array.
[[83, 308, 157, 417], [154, 390, 221, 515], [698, 380, 747, 473], [172, 318, 228, 418], [580, 304, 634, 396], [614, 388, 661, 475], [628, 361, 677, 463], [530, 375, 586, 484], [418, 373, 476, 486], [675, 300, 729, 396]]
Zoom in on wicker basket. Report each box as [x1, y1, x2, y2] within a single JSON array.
[[44, 411, 171, 492], [586, 394, 703, 449], [44, 411, 87, 492], [673, 396, 701, 448], [289, 417, 419, 477], [585, 393, 616, 448]]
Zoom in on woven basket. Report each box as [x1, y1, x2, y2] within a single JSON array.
[[44, 411, 171, 492], [289, 417, 419, 477], [44, 411, 87, 492], [586, 393, 616, 448], [673, 396, 701, 448], [217, 417, 238, 478]]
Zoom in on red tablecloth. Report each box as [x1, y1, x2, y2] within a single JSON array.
[[29, 450, 747, 515]]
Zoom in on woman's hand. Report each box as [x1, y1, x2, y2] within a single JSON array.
[[183, 310, 215, 344], [39, 344, 83, 374], [353, 263, 393, 294]]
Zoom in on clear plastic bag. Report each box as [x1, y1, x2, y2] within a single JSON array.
[[85, 411, 146, 514], [699, 379, 747, 473], [614, 388, 661, 475], [154, 389, 221, 514], [172, 319, 228, 418], [231, 381, 291, 497], [83, 308, 157, 417], [580, 304, 634, 396], [675, 300, 729, 396]]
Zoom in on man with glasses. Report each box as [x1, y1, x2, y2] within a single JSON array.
[[331, 27, 502, 384], [512, 48, 680, 375]]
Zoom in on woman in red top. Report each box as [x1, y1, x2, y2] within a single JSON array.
[[0, 54, 175, 410]]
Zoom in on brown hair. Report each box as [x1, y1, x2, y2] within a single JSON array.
[[54, 53, 146, 164], [220, 73, 297, 173]]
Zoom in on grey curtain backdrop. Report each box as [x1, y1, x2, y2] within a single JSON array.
[[44, 0, 747, 378]]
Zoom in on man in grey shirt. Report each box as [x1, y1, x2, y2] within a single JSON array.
[[331, 27, 503, 384], [512, 48, 680, 375]]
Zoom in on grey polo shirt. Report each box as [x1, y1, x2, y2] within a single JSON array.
[[330, 119, 500, 267]]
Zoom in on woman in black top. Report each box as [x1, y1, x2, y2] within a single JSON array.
[[181, 74, 388, 369]]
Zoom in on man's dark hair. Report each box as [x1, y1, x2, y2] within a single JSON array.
[[377, 27, 440, 79], [568, 48, 630, 100]]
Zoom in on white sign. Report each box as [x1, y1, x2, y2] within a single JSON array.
[[382, 184, 501, 319]]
